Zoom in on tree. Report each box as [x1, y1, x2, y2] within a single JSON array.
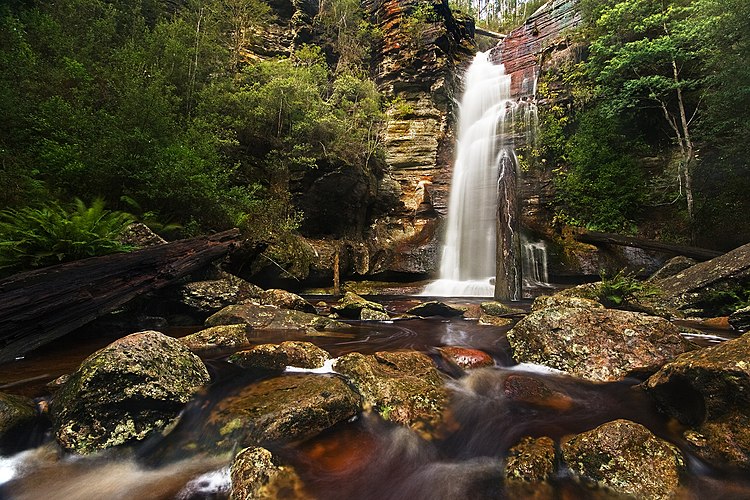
[[582, 0, 701, 228]]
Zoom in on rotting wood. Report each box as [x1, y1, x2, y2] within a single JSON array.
[[572, 229, 723, 261], [0, 229, 239, 364]]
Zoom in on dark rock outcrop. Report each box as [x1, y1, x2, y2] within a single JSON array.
[[406, 301, 464, 317], [507, 306, 693, 382], [51, 331, 210, 454], [334, 350, 446, 430], [0, 392, 37, 440], [561, 419, 685, 500]]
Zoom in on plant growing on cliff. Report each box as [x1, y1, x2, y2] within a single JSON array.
[[0, 199, 134, 273], [402, 2, 439, 50], [597, 269, 659, 309]]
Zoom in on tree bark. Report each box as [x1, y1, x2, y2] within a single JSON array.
[[572, 229, 722, 261], [0, 229, 240, 364]]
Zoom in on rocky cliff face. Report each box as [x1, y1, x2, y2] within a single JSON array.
[[364, 0, 476, 276]]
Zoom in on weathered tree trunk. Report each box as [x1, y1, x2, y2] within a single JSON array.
[[0, 229, 240, 364], [572, 229, 722, 261], [495, 157, 522, 301]]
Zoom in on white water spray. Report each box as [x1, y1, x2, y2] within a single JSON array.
[[423, 52, 514, 297]]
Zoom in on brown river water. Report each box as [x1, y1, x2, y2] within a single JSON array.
[[0, 296, 748, 499]]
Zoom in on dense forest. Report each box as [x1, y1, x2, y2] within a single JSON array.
[[1, 0, 748, 277]]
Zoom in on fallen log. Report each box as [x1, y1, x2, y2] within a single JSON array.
[[0, 229, 240, 364], [572, 229, 723, 261]]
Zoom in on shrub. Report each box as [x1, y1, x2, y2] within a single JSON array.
[[0, 198, 134, 274]]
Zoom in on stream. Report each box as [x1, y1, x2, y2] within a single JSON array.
[[0, 296, 748, 499]]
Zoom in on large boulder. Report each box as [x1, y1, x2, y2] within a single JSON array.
[[561, 419, 685, 499], [330, 292, 388, 320], [205, 302, 348, 333], [406, 301, 465, 318], [230, 446, 311, 500], [645, 332, 750, 469], [176, 275, 263, 316], [208, 374, 360, 450], [180, 324, 252, 355], [259, 289, 316, 314], [51, 331, 210, 454], [530, 294, 604, 312], [333, 351, 446, 431], [228, 341, 331, 371], [507, 307, 693, 382]]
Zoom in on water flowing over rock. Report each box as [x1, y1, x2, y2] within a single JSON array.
[[208, 374, 360, 449], [561, 420, 685, 500], [51, 331, 210, 454], [645, 332, 750, 469], [333, 351, 447, 431], [507, 307, 693, 382], [228, 341, 331, 371]]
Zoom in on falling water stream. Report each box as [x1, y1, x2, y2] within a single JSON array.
[[424, 52, 514, 297]]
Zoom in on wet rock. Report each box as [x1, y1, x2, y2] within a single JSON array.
[[502, 374, 574, 411], [180, 324, 252, 354], [648, 256, 698, 281], [360, 308, 391, 321], [259, 289, 316, 314], [645, 332, 750, 469], [561, 419, 685, 499], [118, 222, 166, 247], [438, 346, 494, 370], [0, 392, 37, 438], [230, 446, 311, 500], [478, 315, 513, 327], [205, 302, 348, 333], [504, 436, 556, 483], [333, 351, 447, 431], [177, 275, 263, 316], [51, 331, 210, 454], [531, 294, 604, 312], [228, 341, 330, 371], [507, 307, 693, 382], [480, 301, 525, 316], [209, 374, 360, 449], [729, 305, 750, 332], [330, 292, 387, 319], [406, 301, 465, 318]]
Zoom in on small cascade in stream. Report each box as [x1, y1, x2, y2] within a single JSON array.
[[423, 52, 518, 298], [522, 238, 551, 288]]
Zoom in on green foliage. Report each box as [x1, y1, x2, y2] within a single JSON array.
[[554, 108, 645, 232], [597, 269, 659, 308], [694, 286, 750, 317], [402, 2, 439, 49], [0, 199, 134, 273]]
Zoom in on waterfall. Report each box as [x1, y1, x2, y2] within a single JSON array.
[[522, 239, 551, 288], [423, 52, 515, 297]]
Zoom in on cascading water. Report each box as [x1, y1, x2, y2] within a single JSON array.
[[522, 238, 551, 288], [423, 52, 515, 297]]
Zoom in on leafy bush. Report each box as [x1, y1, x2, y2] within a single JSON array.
[[597, 269, 659, 308], [0, 198, 134, 274]]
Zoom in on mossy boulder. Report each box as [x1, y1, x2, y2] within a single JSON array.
[[228, 341, 330, 371], [176, 275, 263, 315], [530, 294, 604, 312], [180, 324, 252, 354], [0, 392, 37, 439], [205, 303, 348, 333], [230, 446, 311, 499], [208, 374, 360, 449], [406, 301, 465, 318], [51, 331, 210, 454], [645, 332, 750, 469], [480, 301, 525, 316], [507, 307, 693, 382], [330, 292, 387, 319], [561, 419, 685, 500], [333, 351, 447, 431], [259, 289, 316, 314], [504, 436, 556, 483]]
